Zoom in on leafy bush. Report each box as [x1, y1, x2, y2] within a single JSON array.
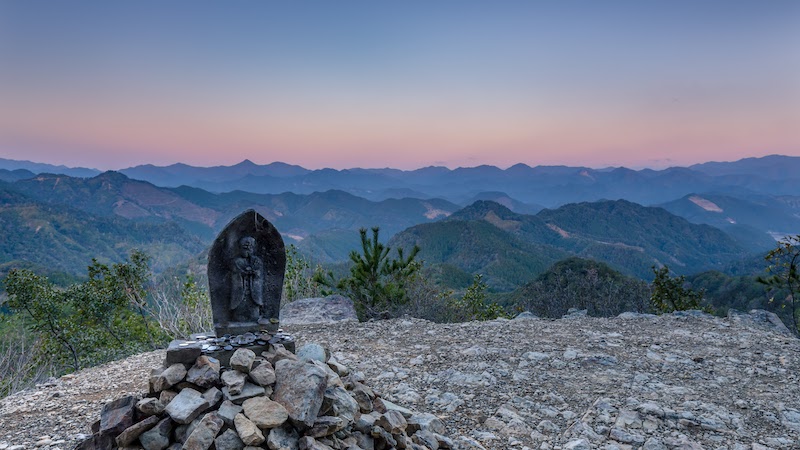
[[2, 251, 167, 374], [758, 235, 800, 335], [650, 265, 706, 313]]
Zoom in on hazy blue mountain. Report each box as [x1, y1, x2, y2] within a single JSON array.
[[691, 154, 800, 179], [0, 168, 35, 182], [4, 155, 800, 206], [659, 193, 800, 246], [460, 192, 544, 214], [120, 159, 310, 187], [0, 158, 100, 178]]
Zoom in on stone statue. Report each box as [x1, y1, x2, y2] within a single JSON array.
[[208, 210, 286, 336], [230, 236, 264, 322]]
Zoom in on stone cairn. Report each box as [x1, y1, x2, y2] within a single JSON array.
[[76, 338, 453, 450], [75, 211, 456, 450]]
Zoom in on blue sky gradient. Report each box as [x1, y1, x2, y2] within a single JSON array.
[[1, 1, 798, 169]]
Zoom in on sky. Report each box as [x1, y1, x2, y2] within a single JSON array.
[[1, 1, 798, 171]]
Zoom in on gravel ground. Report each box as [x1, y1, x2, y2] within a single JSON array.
[[1, 311, 799, 449]]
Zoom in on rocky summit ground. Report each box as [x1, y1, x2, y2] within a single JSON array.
[[1, 311, 799, 450]]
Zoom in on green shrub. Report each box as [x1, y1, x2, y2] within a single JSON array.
[[758, 235, 800, 335], [314, 227, 420, 320], [650, 265, 706, 313]]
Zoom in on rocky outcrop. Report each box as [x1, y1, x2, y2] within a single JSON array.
[[0, 310, 798, 450], [280, 295, 358, 326]]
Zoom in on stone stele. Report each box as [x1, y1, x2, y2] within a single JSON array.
[[209, 209, 286, 336]]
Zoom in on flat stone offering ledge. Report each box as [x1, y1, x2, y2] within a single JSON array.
[[166, 330, 295, 367]]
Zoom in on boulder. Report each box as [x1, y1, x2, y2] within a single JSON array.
[[728, 309, 793, 335], [249, 360, 276, 386], [139, 417, 173, 450], [183, 412, 224, 450], [230, 348, 257, 373], [266, 426, 300, 450], [215, 429, 245, 450], [99, 395, 138, 436], [279, 295, 357, 326], [186, 356, 221, 388], [273, 360, 328, 429], [164, 388, 208, 425], [242, 396, 289, 429], [234, 413, 265, 446], [115, 415, 159, 447]]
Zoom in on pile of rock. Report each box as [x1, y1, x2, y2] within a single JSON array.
[[76, 341, 454, 450]]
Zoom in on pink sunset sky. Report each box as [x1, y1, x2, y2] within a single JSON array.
[[1, 1, 798, 171]]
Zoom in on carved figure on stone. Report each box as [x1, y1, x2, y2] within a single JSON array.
[[231, 236, 264, 322], [208, 210, 286, 336]]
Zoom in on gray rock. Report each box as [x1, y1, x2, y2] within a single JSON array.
[[215, 429, 245, 450], [412, 430, 440, 450], [203, 386, 222, 409], [455, 436, 486, 449], [273, 359, 328, 429], [159, 390, 178, 406], [155, 364, 188, 392], [279, 295, 357, 326], [298, 436, 335, 450], [643, 438, 667, 450], [376, 410, 407, 434], [137, 398, 165, 417], [297, 343, 328, 363], [728, 309, 793, 335], [100, 395, 138, 436], [321, 386, 359, 425], [242, 396, 289, 429], [564, 439, 591, 450], [382, 399, 413, 418], [139, 417, 173, 450], [187, 356, 221, 388], [234, 413, 265, 446], [407, 413, 445, 435], [165, 388, 208, 425], [183, 412, 224, 450], [263, 344, 298, 366], [217, 400, 243, 427], [222, 370, 247, 395], [306, 416, 344, 438], [513, 311, 538, 320], [115, 415, 160, 447], [249, 361, 276, 387], [166, 340, 203, 365], [223, 382, 266, 405], [230, 348, 257, 373], [266, 426, 299, 450]]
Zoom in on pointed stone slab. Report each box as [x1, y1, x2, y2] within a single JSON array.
[[209, 209, 286, 336]]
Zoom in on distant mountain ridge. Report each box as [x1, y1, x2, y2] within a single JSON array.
[[1, 155, 798, 207]]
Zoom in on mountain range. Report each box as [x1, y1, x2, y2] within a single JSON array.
[[0, 155, 797, 290], [3, 155, 799, 207]]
